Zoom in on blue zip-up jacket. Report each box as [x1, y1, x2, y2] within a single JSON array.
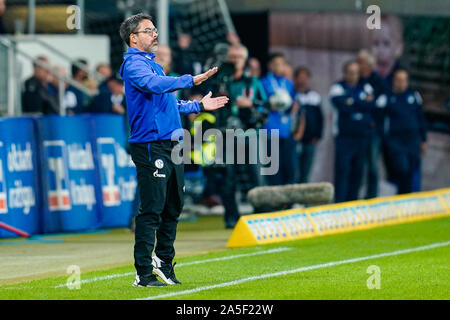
[[120, 47, 201, 143], [376, 89, 427, 144], [329, 80, 375, 138]]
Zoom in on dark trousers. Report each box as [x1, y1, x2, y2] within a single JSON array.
[[296, 141, 316, 184], [386, 138, 421, 195], [334, 136, 369, 203], [130, 140, 184, 277]]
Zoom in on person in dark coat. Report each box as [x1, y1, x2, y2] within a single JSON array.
[[376, 69, 427, 194]]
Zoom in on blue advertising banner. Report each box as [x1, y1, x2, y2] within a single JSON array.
[[92, 114, 137, 228], [38, 115, 101, 233], [0, 117, 41, 238]]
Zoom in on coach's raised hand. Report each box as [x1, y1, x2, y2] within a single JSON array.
[[193, 67, 219, 86], [201, 91, 229, 111]]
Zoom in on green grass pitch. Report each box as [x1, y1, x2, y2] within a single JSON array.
[[0, 217, 449, 300]]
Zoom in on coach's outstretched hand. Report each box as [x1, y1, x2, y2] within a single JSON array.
[[193, 67, 218, 86], [201, 91, 229, 111]]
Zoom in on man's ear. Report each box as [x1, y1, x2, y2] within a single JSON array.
[[130, 33, 136, 46]]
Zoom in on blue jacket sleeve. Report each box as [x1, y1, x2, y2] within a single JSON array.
[[177, 100, 201, 115], [126, 58, 194, 94]]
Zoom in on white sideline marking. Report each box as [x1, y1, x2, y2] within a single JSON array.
[[136, 240, 450, 300], [51, 247, 292, 288]]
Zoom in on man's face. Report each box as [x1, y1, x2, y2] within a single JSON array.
[[0, 0, 5, 16], [295, 71, 309, 90], [270, 57, 285, 77], [227, 47, 246, 72], [97, 65, 112, 79], [178, 34, 191, 49], [345, 63, 360, 86], [77, 66, 89, 81], [35, 59, 50, 83], [130, 19, 159, 53], [393, 71, 408, 93]]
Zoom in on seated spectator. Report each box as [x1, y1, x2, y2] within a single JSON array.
[[67, 59, 90, 113], [48, 65, 77, 116], [90, 73, 125, 115], [96, 63, 112, 80], [22, 56, 59, 115], [96, 63, 113, 94], [0, 0, 7, 34]]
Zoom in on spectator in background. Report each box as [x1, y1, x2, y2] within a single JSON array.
[[48, 65, 77, 115], [96, 63, 113, 94], [203, 31, 241, 73], [0, 0, 7, 34], [291, 67, 323, 184], [226, 43, 267, 203], [22, 56, 59, 114], [376, 69, 427, 194], [370, 15, 421, 193], [261, 53, 296, 186], [329, 61, 375, 203], [96, 63, 112, 80], [90, 73, 126, 115], [67, 59, 90, 113], [173, 33, 197, 75], [283, 61, 294, 82], [155, 44, 182, 99], [155, 44, 177, 76], [248, 57, 261, 78], [227, 44, 267, 131], [358, 50, 385, 199]]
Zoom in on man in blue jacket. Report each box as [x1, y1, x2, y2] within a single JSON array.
[[376, 69, 427, 194], [329, 61, 376, 203], [119, 13, 229, 287], [261, 53, 297, 186]]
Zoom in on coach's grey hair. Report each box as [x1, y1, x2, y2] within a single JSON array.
[[119, 13, 153, 47]]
